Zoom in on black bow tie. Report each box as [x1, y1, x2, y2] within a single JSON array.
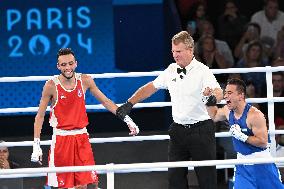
[[177, 67, 186, 75]]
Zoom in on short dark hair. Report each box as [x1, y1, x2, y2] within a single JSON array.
[[246, 22, 261, 35], [264, 0, 278, 7], [57, 48, 75, 60], [227, 78, 246, 96]]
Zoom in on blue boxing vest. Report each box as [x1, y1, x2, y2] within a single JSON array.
[[228, 103, 269, 155]]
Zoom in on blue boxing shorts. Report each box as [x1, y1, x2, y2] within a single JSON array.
[[233, 163, 284, 189]]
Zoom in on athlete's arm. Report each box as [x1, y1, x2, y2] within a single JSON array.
[[246, 108, 268, 148], [84, 74, 139, 135], [128, 82, 158, 105], [115, 81, 158, 121], [213, 87, 223, 103], [203, 87, 228, 122], [32, 80, 53, 164], [34, 80, 54, 138], [206, 105, 229, 122], [84, 74, 118, 114]]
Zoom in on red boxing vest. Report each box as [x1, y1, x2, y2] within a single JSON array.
[[49, 73, 89, 130]]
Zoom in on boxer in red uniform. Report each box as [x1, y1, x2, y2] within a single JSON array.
[[31, 48, 139, 189]]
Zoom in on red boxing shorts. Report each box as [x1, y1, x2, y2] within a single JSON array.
[[47, 129, 98, 188]]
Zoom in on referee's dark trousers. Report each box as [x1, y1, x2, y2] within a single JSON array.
[[168, 119, 217, 189]]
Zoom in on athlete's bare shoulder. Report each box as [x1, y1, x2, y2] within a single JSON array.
[[249, 106, 264, 116], [80, 73, 92, 81], [248, 106, 266, 123], [80, 74, 95, 90], [44, 79, 56, 93]]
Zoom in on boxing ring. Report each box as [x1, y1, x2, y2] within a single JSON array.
[[1, 66, 284, 189]]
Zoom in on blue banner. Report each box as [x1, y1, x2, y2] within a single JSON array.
[[0, 0, 118, 110], [0, 0, 166, 111], [0, 0, 114, 77]]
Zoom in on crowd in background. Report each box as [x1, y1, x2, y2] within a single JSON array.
[[175, 0, 284, 132], [175, 0, 284, 179]]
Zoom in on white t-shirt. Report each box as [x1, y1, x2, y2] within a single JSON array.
[[251, 10, 284, 44], [153, 58, 221, 124]]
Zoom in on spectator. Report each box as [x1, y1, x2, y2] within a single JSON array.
[[259, 72, 284, 145], [245, 80, 260, 109], [175, 0, 207, 29], [273, 72, 284, 144], [195, 34, 230, 85], [272, 57, 284, 68], [186, 1, 209, 40], [0, 141, 19, 169], [260, 36, 275, 62], [251, 0, 284, 47], [217, 0, 248, 51], [234, 22, 261, 60], [236, 40, 269, 96], [274, 26, 284, 59], [272, 57, 284, 84], [197, 19, 235, 67], [273, 72, 284, 97]]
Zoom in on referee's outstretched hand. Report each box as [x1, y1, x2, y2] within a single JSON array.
[[116, 101, 133, 120]]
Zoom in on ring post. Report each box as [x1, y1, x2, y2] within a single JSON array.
[[106, 163, 114, 189]]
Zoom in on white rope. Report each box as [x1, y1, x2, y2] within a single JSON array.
[[1, 157, 284, 176], [3, 130, 284, 148], [0, 102, 173, 114], [0, 71, 163, 83], [0, 165, 237, 179], [1, 97, 284, 114], [1, 66, 284, 116], [1, 66, 284, 83]]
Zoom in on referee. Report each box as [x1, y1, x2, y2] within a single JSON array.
[[116, 31, 223, 189]]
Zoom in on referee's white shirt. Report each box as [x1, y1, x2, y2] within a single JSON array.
[[153, 58, 221, 125]]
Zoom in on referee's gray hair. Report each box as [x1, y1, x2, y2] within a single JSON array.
[[172, 31, 194, 49]]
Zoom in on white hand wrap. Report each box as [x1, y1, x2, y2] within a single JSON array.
[[230, 124, 248, 143], [31, 138, 43, 163], [124, 115, 140, 135]]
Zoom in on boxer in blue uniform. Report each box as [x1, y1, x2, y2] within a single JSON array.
[[204, 78, 284, 189]]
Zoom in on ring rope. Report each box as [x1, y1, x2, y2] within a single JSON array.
[[1, 97, 284, 114], [0, 165, 237, 179], [1, 66, 284, 83], [0, 164, 240, 179], [2, 130, 284, 148], [1, 157, 284, 177]]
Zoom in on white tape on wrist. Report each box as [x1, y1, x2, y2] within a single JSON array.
[[124, 115, 140, 135], [31, 138, 43, 163]]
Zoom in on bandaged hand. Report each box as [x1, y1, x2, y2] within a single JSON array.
[[31, 138, 43, 165], [116, 101, 133, 120], [230, 124, 248, 143], [124, 115, 140, 136]]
